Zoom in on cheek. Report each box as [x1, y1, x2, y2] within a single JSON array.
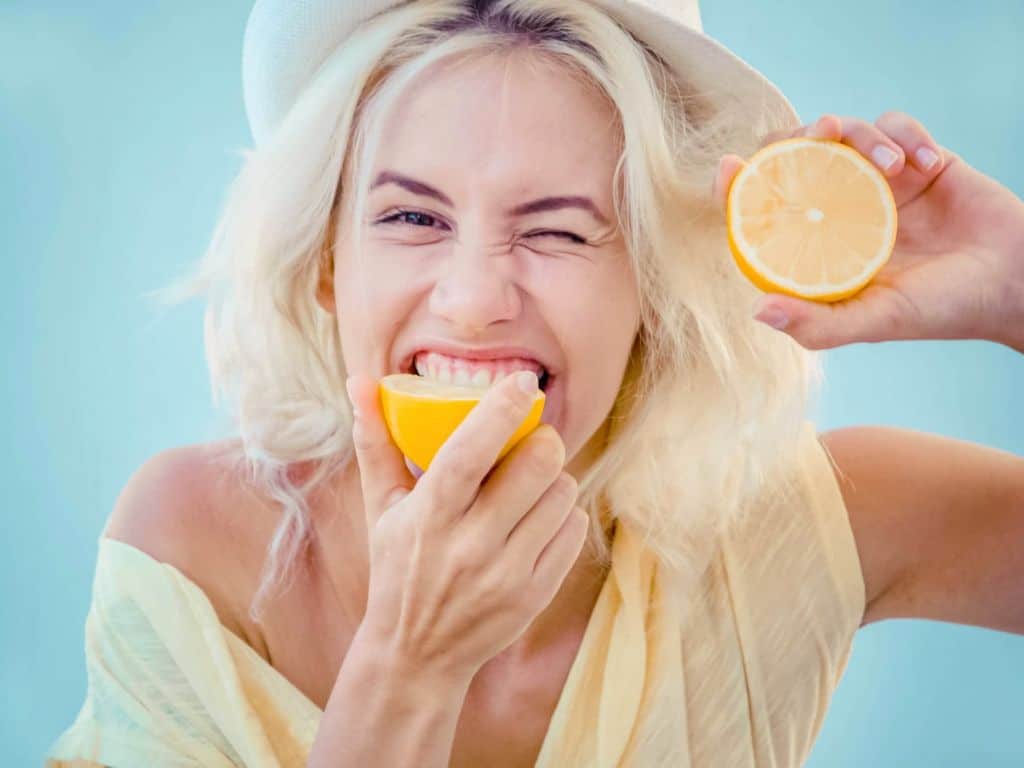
[[336, 270, 421, 369], [551, 269, 638, 399], [543, 266, 638, 338]]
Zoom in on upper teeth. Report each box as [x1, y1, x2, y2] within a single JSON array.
[[413, 351, 546, 388]]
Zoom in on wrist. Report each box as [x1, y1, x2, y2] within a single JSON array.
[[309, 621, 473, 767], [990, 235, 1024, 353], [349, 621, 475, 701]]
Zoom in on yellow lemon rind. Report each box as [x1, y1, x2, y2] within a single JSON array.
[[378, 373, 546, 472]]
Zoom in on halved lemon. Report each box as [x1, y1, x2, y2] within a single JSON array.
[[378, 373, 546, 473], [726, 137, 898, 302]]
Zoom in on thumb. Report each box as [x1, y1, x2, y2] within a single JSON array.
[[752, 292, 906, 350], [345, 374, 415, 528], [712, 154, 745, 215]]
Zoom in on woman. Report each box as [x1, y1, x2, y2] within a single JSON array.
[[46, 0, 1024, 766]]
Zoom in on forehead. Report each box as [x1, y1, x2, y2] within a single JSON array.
[[369, 51, 621, 203]]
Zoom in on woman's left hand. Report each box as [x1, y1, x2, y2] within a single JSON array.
[[713, 112, 1024, 352]]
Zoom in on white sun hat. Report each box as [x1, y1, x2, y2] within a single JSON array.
[[241, 0, 801, 147]]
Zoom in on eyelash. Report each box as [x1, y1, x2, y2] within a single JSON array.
[[376, 209, 588, 245]]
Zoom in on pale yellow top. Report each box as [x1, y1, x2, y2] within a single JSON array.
[[45, 420, 865, 767]]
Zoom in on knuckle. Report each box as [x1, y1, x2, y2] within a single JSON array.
[[419, 475, 445, 514], [350, 424, 375, 453], [837, 115, 867, 134], [526, 428, 565, 472], [447, 449, 478, 487], [496, 383, 529, 420], [877, 298, 911, 339], [875, 109, 907, 126], [409, 492, 438, 531], [433, 438, 478, 489], [554, 472, 578, 501], [451, 539, 485, 574], [482, 565, 520, 600], [422, 458, 473, 513], [506, 565, 530, 594]]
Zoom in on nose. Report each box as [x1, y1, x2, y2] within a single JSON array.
[[428, 249, 522, 332]]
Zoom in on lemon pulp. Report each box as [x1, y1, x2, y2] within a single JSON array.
[[726, 138, 898, 302]]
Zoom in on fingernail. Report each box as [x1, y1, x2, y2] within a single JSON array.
[[871, 145, 900, 171], [516, 370, 538, 394], [915, 146, 939, 171], [755, 306, 789, 329]]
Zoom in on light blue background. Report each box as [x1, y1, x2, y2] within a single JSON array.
[[3, 1, 1022, 765]]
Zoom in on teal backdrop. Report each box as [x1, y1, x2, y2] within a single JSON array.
[[3, 1, 1022, 765]]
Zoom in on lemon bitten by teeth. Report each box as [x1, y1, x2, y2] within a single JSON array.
[[726, 137, 898, 303], [378, 373, 546, 473]]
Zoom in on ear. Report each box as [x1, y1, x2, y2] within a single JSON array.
[[316, 245, 337, 315]]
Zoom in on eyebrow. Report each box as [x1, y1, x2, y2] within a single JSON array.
[[370, 170, 610, 226]]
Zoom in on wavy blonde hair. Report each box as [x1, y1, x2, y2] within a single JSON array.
[[151, 0, 821, 624]]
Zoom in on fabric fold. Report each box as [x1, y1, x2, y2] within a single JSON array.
[[46, 418, 864, 767], [536, 519, 691, 766]]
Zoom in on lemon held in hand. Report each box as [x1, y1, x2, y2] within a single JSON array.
[[726, 137, 898, 303], [378, 373, 546, 473]]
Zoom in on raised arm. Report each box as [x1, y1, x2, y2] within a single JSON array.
[[712, 111, 1024, 635], [821, 425, 1024, 634]]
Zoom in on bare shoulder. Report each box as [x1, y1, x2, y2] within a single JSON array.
[[102, 439, 268, 640]]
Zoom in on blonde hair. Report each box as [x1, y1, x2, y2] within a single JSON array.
[[150, 0, 821, 624]]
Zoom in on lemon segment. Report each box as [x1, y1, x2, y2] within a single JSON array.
[[378, 373, 546, 472], [726, 137, 898, 302]]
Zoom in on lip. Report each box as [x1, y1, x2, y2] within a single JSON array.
[[397, 341, 555, 376]]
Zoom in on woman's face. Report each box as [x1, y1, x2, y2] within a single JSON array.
[[324, 51, 641, 476]]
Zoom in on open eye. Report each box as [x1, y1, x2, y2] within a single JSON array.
[[377, 209, 446, 230]]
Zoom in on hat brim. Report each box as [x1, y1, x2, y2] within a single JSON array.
[[243, 0, 800, 146]]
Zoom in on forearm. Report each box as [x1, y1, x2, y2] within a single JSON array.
[[307, 625, 472, 767]]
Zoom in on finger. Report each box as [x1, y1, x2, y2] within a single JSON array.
[[416, 370, 543, 527], [503, 470, 577, 562], [818, 115, 908, 178], [346, 374, 415, 528], [529, 507, 588, 599], [874, 110, 944, 175], [805, 114, 843, 140], [758, 114, 842, 149], [713, 154, 746, 214], [471, 429, 569, 544], [763, 114, 910, 179], [752, 292, 914, 350]]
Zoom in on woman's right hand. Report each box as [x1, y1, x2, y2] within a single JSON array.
[[344, 370, 589, 683]]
